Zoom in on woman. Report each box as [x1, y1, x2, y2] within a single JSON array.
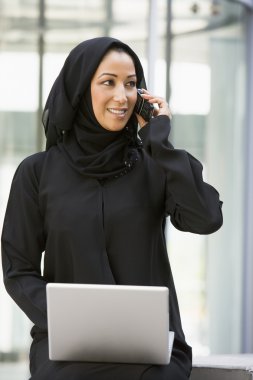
[[1, 37, 223, 380]]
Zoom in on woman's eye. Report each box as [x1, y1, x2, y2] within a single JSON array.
[[127, 81, 136, 88], [101, 79, 136, 87], [103, 80, 114, 86]]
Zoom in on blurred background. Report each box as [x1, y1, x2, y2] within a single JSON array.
[[0, 0, 253, 378]]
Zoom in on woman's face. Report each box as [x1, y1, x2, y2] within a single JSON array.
[[90, 50, 137, 132]]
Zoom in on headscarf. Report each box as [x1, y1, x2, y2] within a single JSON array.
[[42, 37, 146, 180]]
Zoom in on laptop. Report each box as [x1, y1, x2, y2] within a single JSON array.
[[46, 283, 174, 365]]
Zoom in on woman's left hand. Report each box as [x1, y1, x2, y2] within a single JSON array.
[[135, 89, 172, 128]]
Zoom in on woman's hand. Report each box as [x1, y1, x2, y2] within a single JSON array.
[[135, 89, 172, 128]]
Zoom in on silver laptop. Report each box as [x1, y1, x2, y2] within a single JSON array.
[[46, 283, 174, 365]]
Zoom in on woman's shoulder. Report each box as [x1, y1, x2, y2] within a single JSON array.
[[17, 151, 46, 170], [20, 150, 46, 164], [14, 146, 63, 185], [13, 151, 48, 186]]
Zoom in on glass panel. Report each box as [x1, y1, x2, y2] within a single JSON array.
[[111, 0, 148, 43], [0, 0, 39, 366], [45, 0, 106, 50], [169, 0, 246, 354]]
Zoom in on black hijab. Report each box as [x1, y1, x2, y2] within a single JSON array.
[[42, 37, 145, 180]]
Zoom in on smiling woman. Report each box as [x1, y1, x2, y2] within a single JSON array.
[[1, 36, 222, 380], [90, 49, 137, 132]]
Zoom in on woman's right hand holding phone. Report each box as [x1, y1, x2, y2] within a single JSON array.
[[135, 89, 172, 129]]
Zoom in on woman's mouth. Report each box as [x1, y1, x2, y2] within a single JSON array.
[[107, 108, 127, 116]]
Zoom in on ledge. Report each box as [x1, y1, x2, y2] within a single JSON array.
[[191, 354, 253, 380]]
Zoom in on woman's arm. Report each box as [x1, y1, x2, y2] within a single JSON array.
[[1, 153, 48, 330], [136, 92, 223, 234]]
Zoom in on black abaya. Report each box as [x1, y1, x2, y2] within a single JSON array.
[[2, 115, 222, 379], [29, 336, 191, 380]]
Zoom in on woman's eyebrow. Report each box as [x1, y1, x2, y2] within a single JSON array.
[[98, 73, 137, 78]]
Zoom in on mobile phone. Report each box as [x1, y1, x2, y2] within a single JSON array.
[[134, 89, 154, 122]]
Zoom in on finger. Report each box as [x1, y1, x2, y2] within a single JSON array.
[[140, 92, 172, 119], [140, 88, 150, 95], [150, 98, 172, 119], [141, 94, 165, 105]]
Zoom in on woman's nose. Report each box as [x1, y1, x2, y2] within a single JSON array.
[[113, 85, 127, 103]]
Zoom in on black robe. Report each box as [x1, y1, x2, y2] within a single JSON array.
[[1, 116, 223, 380]]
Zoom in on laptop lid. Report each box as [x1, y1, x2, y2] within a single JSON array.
[[46, 283, 173, 365]]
